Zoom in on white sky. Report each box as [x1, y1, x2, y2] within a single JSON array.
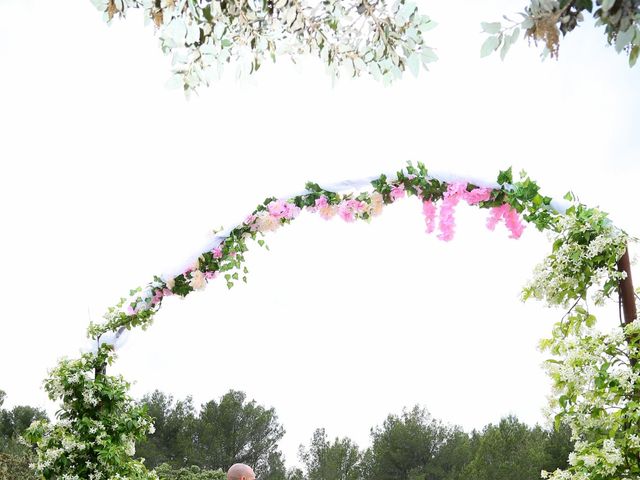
[[1, 0, 639, 468]]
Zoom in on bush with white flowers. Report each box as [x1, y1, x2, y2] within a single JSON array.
[[24, 345, 157, 480]]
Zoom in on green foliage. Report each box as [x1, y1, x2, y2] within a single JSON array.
[[138, 390, 285, 478], [367, 406, 450, 480], [191, 390, 285, 476], [299, 428, 363, 480], [155, 463, 226, 480], [0, 392, 47, 456], [137, 391, 197, 469], [461, 416, 551, 480], [0, 452, 38, 480], [294, 413, 573, 480]]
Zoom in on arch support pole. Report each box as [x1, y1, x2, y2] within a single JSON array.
[[619, 247, 637, 327]]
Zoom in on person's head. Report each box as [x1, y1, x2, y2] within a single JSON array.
[[227, 463, 256, 480]]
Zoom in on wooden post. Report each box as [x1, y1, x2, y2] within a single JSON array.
[[618, 247, 637, 371], [618, 247, 637, 326]]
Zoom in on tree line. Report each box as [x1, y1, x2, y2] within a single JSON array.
[[0, 388, 572, 480]]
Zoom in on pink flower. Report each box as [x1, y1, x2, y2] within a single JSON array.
[[267, 199, 300, 220], [445, 182, 468, 199], [390, 184, 406, 201], [162, 288, 173, 297], [338, 199, 366, 222], [151, 289, 164, 305], [127, 305, 138, 315], [348, 199, 366, 212], [463, 187, 492, 205], [422, 200, 437, 234], [486, 206, 504, 231], [486, 204, 525, 239], [204, 271, 217, 280], [338, 202, 355, 222], [437, 183, 465, 241], [504, 207, 525, 239], [212, 247, 223, 259], [244, 214, 257, 226], [315, 196, 329, 210]]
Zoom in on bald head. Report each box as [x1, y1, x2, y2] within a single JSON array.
[[227, 463, 256, 480]]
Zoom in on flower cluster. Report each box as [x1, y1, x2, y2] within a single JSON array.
[[24, 345, 157, 480], [539, 314, 640, 480], [523, 204, 629, 307], [90, 0, 437, 92]]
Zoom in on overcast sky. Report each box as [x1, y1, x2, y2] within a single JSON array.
[[1, 0, 639, 468]]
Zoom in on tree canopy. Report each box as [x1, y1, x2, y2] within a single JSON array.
[[137, 389, 286, 477]]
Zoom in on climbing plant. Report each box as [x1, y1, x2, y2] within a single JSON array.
[[24, 163, 636, 480]]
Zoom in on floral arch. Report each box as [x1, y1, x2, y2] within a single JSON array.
[[25, 163, 638, 480]]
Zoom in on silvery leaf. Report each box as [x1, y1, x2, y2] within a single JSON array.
[[481, 21, 502, 34], [480, 35, 500, 58]]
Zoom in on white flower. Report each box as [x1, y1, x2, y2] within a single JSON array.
[[255, 212, 280, 232]]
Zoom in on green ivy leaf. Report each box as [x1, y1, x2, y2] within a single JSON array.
[[497, 167, 513, 185]]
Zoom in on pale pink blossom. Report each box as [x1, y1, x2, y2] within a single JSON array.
[[189, 270, 207, 290], [314, 196, 337, 220], [204, 271, 217, 280], [370, 192, 384, 217], [212, 247, 223, 259], [244, 214, 257, 226], [255, 213, 280, 232]]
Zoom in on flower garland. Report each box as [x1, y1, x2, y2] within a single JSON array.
[[27, 163, 636, 480], [87, 163, 552, 340]]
